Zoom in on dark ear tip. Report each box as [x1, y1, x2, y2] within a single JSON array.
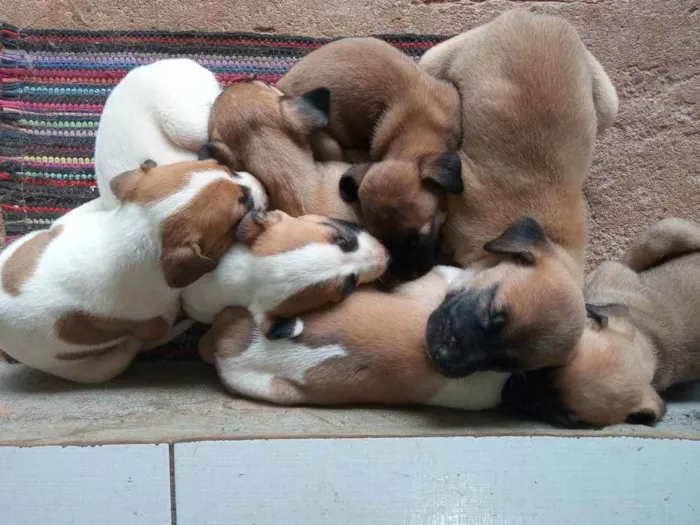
[[302, 86, 331, 115], [141, 159, 157, 170], [198, 143, 213, 160], [339, 175, 359, 203], [264, 317, 300, 340]]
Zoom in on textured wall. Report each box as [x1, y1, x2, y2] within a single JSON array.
[[3, 0, 699, 268]]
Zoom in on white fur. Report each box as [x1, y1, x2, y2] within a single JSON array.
[[0, 168, 241, 383], [216, 336, 347, 403], [94, 59, 222, 209], [183, 230, 386, 324], [426, 372, 508, 410]]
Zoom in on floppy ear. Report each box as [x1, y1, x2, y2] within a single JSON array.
[[282, 87, 331, 131], [483, 217, 548, 265], [339, 163, 372, 203], [110, 168, 145, 202], [235, 210, 285, 245], [420, 152, 463, 195], [161, 243, 217, 288], [585, 303, 630, 329], [205, 140, 243, 171]]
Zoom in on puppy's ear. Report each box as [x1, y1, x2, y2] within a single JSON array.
[[420, 152, 463, 195], [483, 217, 548, 265], [161, 243, 217, 288], [282, 87, 331, 132], [110, 167, 146, 202], [235, 210, 285, 245], [206, 140, 243, 171], [339, 163, 372, 203], [585, 303, 630, 329]]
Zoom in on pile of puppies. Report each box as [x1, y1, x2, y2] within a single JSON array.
[[1, 9, 698, 428]]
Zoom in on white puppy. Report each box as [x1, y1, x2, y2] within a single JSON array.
[[182, 211, 390, 339], [95, 58, 267, 209], [0, 160, 255, 383]]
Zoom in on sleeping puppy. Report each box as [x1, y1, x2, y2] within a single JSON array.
[[206, 80, 332, 216], [95, 58, 267, 210], [209, 39, 461, 284], [182, 210, 389, 339], [502, 218, 700, 428], [0, 160, 256, 383], [198, 266, 507, 408], [276, 37, 463, 283], [419, 10, 619, 377]]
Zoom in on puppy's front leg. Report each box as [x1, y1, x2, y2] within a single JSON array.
[[624, 218, 700, 271]]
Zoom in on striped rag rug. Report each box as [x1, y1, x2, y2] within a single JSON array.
[[0, 23, 446, 361]]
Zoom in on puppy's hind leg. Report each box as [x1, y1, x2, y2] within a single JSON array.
[[49, 340, 142, 384], [624, 219, 700, 271], [215, 357, 306, 405]]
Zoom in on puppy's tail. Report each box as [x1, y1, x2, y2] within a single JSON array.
[[624, 218, 700, 272]]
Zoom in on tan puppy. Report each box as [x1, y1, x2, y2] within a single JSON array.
[[206, 80, 331, 216], [198, 266, 507, 409], [420, 10, 619, 376], [503, 219, 700, 428], [277, 37, 464, 283]]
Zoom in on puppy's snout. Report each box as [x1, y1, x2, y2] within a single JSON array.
[[352, 231, 390, 285]]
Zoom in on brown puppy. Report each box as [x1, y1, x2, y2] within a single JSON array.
[[198, 266, 507, 409], [277, 37, 464, 283], [206, 80, 332, 216], [503, 219, 700, 428], [420, 10, 619, 376]]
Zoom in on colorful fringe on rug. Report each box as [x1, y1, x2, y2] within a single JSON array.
[[0, 23, 446, 360]]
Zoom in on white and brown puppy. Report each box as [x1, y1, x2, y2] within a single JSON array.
[[276, 37, 463, 283], [198, 266, 507, 408], [0, 159, 254, 383], [503, 219, 700, 428], [419, 10, 619, 377], [94, 58, 267, 210], [182, 210, 389, 339]]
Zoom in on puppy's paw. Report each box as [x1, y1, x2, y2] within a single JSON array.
[[263, 316, 304, 340]]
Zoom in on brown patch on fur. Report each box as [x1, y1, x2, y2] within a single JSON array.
[[111, 159, 225, 203], [201, 307, 255, 362], [292, 269, 453, 405], [55, 311, 169, 346], [160, 177, 249, 288], [2, 225, 64, 296], [267, 276, 352, 318], [237, 212, 335, 257]]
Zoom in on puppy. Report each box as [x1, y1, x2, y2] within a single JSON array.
[[503, 219, 700, 428], [0, 160, 255, 383], [206, 80, 332, 216], [182, 210, 389, 339], [276, 37, 463, 283], [419, 10, 619, 376], [198, 266, 508, 408], [95, 59, 267, 210]]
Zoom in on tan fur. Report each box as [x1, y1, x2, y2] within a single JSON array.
[[277, 37, 460, 159], [277, 38, 462, 275], [2, 225, 64, 296], [553, 219, 700, 426], [206, 270, 455, 405], [419, 10, 618, 369]]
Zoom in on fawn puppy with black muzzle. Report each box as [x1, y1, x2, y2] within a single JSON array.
[[419, 10, 619, 378], [503, 219, 700, 428]]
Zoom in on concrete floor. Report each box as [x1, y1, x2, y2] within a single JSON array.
[[1, 361, 699, 446]]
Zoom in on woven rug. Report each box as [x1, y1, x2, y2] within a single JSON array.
[[0, 24, 446, 361]]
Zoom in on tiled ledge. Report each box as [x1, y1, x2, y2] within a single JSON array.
[[1, 361, 699, 446]]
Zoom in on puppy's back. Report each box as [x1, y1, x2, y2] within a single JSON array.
[[422, 10, 608, 180]]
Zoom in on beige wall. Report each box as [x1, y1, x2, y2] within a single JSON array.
[[3, 0, 699, 268]]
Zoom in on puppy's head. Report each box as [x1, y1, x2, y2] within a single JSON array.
[[425, 217, 585, 377], [339, 153, 463, 284], [236, 210, 389, 318], [110, 159, 264, 288], [502, 305, 666, 428], [207, 80, 330, 171]]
